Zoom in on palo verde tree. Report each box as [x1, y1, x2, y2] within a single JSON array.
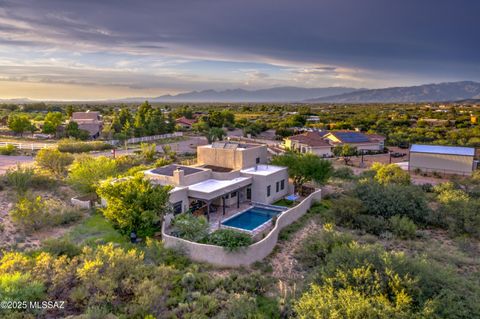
[[97, 173, 172, 237], [332, 144, 358, 165], [271, 152, 332, 193], [42, 112, 63, 134]]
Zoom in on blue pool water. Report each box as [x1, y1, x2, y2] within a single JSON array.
[[222, 207, 283, 231]]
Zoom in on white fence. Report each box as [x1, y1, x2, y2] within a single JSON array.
[[0, 142, 53, 150], [106, 132, 183, 145], [162, 189, 322, 267]]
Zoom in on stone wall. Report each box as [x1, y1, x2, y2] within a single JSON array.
[[162, 189, 322, 267]]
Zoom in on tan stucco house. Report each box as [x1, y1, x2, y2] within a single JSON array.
[[144, 142, 290, 218]]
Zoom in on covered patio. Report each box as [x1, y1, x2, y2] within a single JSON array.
[[187, 176, 253, 223]]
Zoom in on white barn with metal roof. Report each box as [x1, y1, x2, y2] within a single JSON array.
[[409, 144, 477, 176]]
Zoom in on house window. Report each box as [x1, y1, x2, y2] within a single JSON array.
[[280, 179, 285, 190], [230, 191, 237, 198], [276, 181, 280, 192], [267, 185, 271, 197], [172, 201, 183, 215], [256, 157, 260, 164]]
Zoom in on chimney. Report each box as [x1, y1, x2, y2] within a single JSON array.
[[173, 167, 185, 185]]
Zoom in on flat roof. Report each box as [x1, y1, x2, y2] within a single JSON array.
[[202, 165, 233, 172], [410, 144, 475, 156], [241, 164, 286, 176], [150, 164, 204, 176], [202, 142, 262, 150], [188, 177, 251, 194]]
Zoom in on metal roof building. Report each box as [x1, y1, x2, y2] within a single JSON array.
[[409, 144, 477, 176]]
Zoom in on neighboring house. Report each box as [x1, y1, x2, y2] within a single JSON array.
[[409, 144, 477, 176], [144, 142, 290, 218], [323, 131, 385, 151], [71, 111, 103, 139], [175, 116, 197, 129], [284, 131, 332, 157]]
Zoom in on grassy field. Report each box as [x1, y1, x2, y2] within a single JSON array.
[[63, 212, 127, 245]]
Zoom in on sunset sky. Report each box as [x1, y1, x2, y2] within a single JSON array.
[[0, 0, 478, 100]]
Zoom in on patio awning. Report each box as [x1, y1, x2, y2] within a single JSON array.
[[187, 177, 252, 201]]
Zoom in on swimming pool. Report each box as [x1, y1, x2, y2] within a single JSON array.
[[221, 206, 285, 232]]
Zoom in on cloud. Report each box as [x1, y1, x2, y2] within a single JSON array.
[[0, 0, 478, 99]]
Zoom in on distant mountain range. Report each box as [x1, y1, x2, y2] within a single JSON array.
[[1, 81, 480, 104], [121, 86, 361, 103], [307, 81, 480, 103]]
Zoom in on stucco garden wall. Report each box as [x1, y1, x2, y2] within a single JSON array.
[[162, 189, 322, 267]]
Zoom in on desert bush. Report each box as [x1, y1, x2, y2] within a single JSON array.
[[327, 195, 364, 226], [5, 165, 34, 193], [331, 167, 355, 180], [295, 242, 480, 318], [354, 181, 429, 224], [0, 273, 45, 304], [353, 214, 388, 235], [0, 144, 16, 155], [57, 139, 113, 153], [371, 162, 411, 185], [202, 229, 253, 251], [42, 238, 82, 258], [67, 155, 117, 194], [295, 224, 353, 268], [10, 196, 82, 232], [140, 143, 156, 162], [389, 215, 417, 239], [36, 148, 74, 176], [171, 213, 209, 241]]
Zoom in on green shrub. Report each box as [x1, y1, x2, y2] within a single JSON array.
[[0, 144, 16, 155], [389, 215, 417, 239], [328, 195, 364, 226], [353, 214, 388, 235], [42, 238, 81, 258], [5, 165, 34, 193], [171, 213, 209, 241], [0, 273, 45, 303], [57, 139, 113, 153], [354, 181, 429, 224], [203, 229, 253, 251], [331, 167, 355, 180], [36, 148, 74, 176], [97, 174, 171, 237], [295, 224, 353, 268], [140, 143, 156, 162], [10, 196, 82, 232], [68, 155, 118, 194]]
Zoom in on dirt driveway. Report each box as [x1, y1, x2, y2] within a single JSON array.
[[0, 155, 34, 174]]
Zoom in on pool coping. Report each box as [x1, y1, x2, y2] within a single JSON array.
[[220, 204, 287, 235]]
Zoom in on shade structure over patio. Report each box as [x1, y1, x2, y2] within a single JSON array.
[[187, 177, 252, 220]]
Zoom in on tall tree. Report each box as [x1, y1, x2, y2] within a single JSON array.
[[271, 152, 332, 193], [97, 174, 172, 237], [7, 114, 33, 136]]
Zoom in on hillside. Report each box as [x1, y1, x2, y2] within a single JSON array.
[[307, 81, 480, 103], [121, 86, 360, 103]]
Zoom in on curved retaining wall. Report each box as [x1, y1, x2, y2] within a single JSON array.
[[162, 189, 322, 267]]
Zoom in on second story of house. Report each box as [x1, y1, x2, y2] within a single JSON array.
[[143, 142, 289, 211], [197, 141, 268, 170]]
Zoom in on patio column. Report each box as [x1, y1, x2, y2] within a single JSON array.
[[222, 196, 226, 215], [206, 200, 210, 221], [237, 191, 240, 208]]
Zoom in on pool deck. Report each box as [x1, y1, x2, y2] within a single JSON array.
[[208, 202, 252, 232]]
